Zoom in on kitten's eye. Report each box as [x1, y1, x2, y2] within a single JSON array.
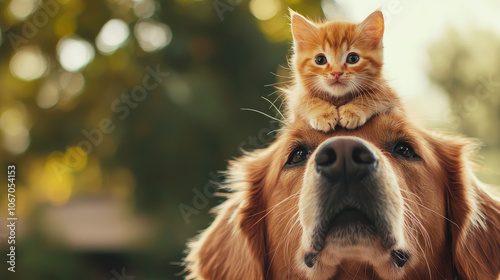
[[346, 53, 360, 64], [287, 147, 309, 165], [315, 55, 327, 65], [393, 143, 418, 160]]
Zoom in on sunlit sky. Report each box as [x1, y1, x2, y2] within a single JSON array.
[[328, 0, 500, 122]]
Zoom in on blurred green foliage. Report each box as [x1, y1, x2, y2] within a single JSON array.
[[429, 29, 500, 184]]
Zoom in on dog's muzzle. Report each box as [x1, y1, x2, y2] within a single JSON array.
[[304, 136, 405, 268]]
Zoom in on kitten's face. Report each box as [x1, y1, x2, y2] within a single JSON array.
[[291, 11, 385, 99]]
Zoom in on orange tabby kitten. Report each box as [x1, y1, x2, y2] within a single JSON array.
[[287, 10, 400, 131]]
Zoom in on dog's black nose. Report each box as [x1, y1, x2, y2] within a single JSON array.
[[315, 137, 378, 181]]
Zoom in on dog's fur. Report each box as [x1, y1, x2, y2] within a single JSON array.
[[183, 106, 500, 279]]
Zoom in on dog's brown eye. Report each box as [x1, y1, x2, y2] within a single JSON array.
[[315, 55, 327, 65], [287, 147, 309, 165], [393, 143, 417, 159]]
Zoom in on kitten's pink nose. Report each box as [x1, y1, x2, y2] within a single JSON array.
[[331, 72, 344, 79]]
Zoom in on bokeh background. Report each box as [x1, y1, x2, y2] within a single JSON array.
[[0, 0, 499, 279]]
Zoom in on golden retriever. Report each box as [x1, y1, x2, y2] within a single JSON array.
[[183, 106, 500, 279]]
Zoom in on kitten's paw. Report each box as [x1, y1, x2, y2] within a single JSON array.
[[308, 108, 339, 132], [338, 105, 370, 129]]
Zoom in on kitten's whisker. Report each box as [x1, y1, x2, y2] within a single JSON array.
[[241, 108, 287, 125], [265, 80, 292, 87], [278, 64, 293, 71], [261, 96, 289, 125], [269, 72, 292, 79]]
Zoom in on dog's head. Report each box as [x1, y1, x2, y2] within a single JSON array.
[[184, 110, 500, 280]]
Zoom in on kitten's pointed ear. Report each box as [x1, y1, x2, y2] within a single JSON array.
[[358, 10, 384, 48], [290, 9, 319, 50]]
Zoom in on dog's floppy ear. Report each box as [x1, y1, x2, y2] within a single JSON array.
[[184, 149, 272, 280], [437, 137, 500, 279]]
